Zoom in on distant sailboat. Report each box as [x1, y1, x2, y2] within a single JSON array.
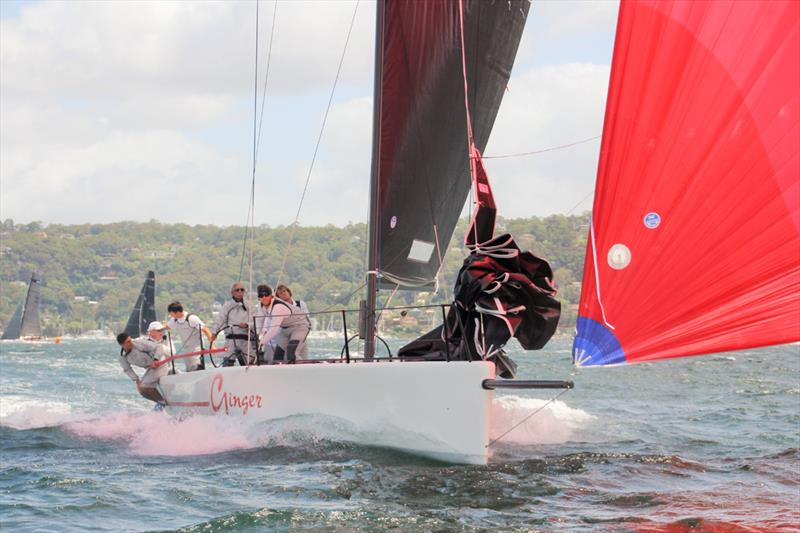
[[2, 272, 42, 341], [123, 271, 157, 338]]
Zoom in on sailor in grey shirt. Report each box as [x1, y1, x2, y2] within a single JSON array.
[[211, 282, 256, 366], [116, 332, 168, 404]]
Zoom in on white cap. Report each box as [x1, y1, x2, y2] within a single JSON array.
[[147, 321, 165, 332]]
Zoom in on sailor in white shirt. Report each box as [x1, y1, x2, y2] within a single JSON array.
[[116, 331, 168, 404], [256, 285, 277, 363], [165, 301, 213, 371], [270, 284, 311, 361]]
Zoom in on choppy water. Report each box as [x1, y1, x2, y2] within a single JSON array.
[[1, 338, 798, 532]]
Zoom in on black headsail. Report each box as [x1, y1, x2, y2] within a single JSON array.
[[364, 0, 532, 356], [1, 302, 24, 340], [2, 273, 42, 340], [123, 271, 156, 338], [18, 272, 42, 339]]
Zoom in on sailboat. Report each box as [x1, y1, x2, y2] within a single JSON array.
[[158, 0, 799, 464], [158, 0, 550, 465], [1, 272, 42, 341], [123, 271, 157, 339]]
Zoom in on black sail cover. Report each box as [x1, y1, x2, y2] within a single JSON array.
[[124, 271, 156, 338], [374, 0, 530, 288]]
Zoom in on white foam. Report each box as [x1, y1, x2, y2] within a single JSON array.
[[65, 412, 254, 456], [490, 395, 594, 445], [0, 395, 88, 429]]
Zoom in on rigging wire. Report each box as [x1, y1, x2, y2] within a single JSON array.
[[273, 0, 360, 290], [482, 135, 601, 160], [488, 387, 571, 447], [254, 0, 279, 165], [239, 0, 279, 282], [244, 0, 262, 365], [483, 135, 601, 217]]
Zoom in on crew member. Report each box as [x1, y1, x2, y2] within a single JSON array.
[[275, 284, 311, 359], [260, 284, 310, 362], [145, 320, 176, 373], [116, 332, 168, 406], [165, 301, 213, 371], [211, 282, 256, 366], [255, 285, 277, 363]]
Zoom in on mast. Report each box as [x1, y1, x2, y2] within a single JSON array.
[[363, 0, 385, 360]]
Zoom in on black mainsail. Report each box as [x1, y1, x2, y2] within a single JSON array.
[[367, 0, 530, 290], [364, 0, 532, 356], [365, 0, 560, 366], [123, 271, 156, 338], [2, 272, 42, 340]]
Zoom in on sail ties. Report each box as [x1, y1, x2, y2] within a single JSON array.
[[588, 221, 615, 331], [466, 234, 519, 259]]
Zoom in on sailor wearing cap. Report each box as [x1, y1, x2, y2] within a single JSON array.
[[146, 321, 175, 369], [116, 330, 169, 405]]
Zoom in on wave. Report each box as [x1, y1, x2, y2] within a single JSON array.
[[489, 394, 594, 445], [65, 412, 255, 456], [0, 395, 89, 430]]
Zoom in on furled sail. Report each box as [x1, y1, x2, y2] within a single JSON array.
[[372, 0, 529, 288], [123, 271, 156, 338], [18, 272, 42, 339], [573, 0, 800, 366], [399, 150, 561, 377]]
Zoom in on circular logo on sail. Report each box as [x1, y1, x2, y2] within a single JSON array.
[[643, 212, 661, 229], [607, 243, 631, 270], [390, 215, 397, 229]]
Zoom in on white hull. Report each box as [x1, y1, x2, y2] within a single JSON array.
[[158, 360, 496, 464]]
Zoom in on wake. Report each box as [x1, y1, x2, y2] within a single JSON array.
[[489, 394, 594, 445]]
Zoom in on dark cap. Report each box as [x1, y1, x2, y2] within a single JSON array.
[[257, 284, 272, 297]]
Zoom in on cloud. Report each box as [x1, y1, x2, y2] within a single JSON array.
[[485, 62, 612, 217], [1, 0, 616, 226]]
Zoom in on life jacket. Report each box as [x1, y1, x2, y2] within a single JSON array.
[[273, 299, 310, 332]]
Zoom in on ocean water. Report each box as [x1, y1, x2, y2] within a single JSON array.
[[1, 338, 798, 532]]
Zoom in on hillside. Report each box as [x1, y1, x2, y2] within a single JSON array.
[[0, 214, 589, 336]]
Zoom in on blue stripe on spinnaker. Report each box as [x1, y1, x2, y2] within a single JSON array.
[[572, 317, 625, 367]]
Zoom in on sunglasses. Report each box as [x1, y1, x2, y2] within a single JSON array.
[[233, 288, 245, 292]]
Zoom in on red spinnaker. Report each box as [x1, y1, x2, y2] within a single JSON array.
[[574, 0, 800, 366]]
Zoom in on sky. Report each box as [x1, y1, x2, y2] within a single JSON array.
[[0, 0, 619, 227]]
